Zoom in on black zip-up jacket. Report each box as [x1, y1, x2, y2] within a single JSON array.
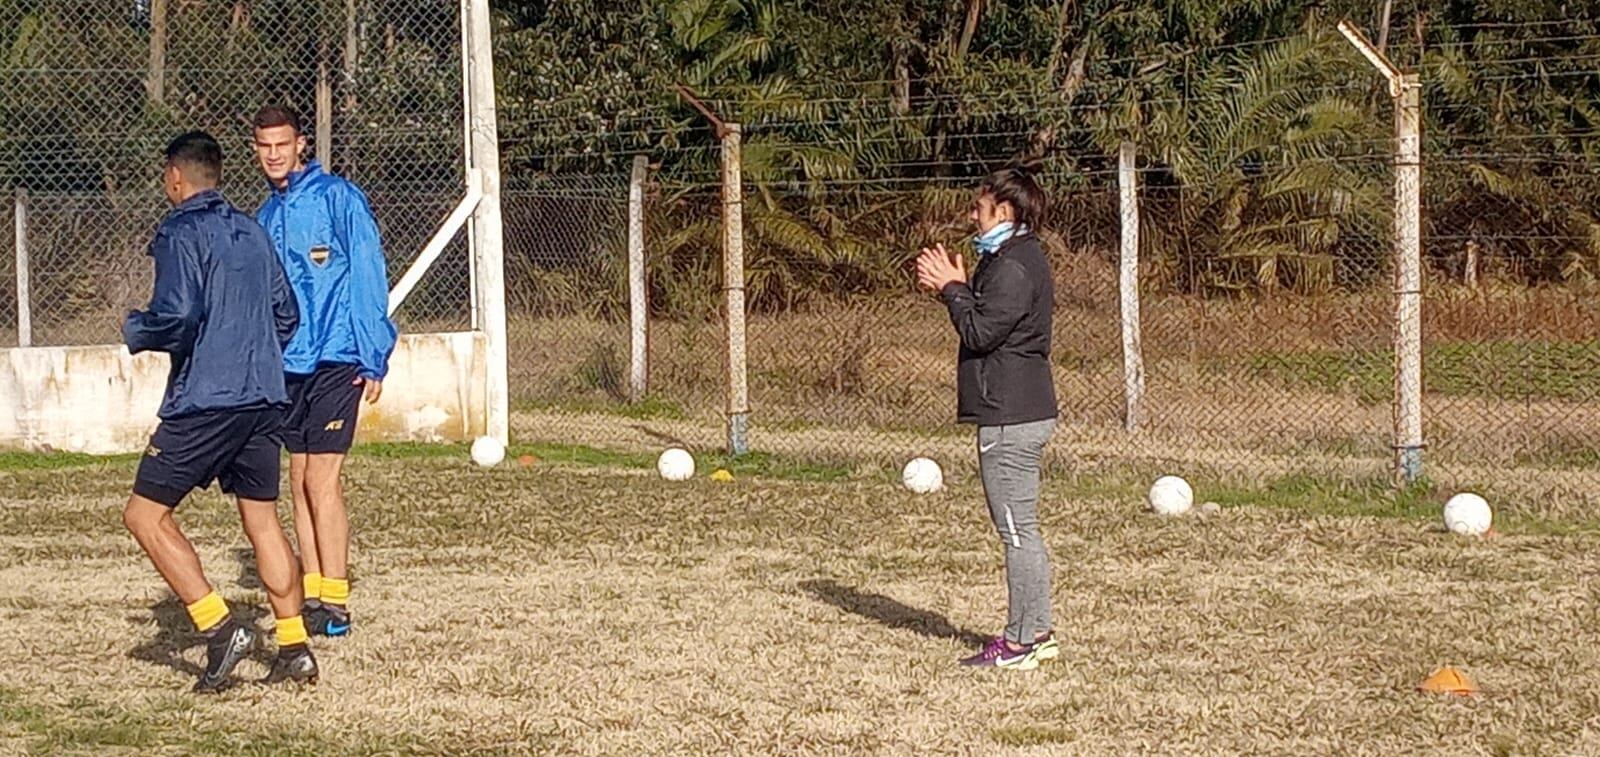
[[939, 232, 1058, 426]]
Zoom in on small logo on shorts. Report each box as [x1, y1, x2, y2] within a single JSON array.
[[325, 420, 345, 431], [145, 445, 161, 457], [309, 245, 331, 266]]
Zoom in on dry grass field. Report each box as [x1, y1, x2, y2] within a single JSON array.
[[505, 281, 1600, 515], [4, 443, 1600, 754]]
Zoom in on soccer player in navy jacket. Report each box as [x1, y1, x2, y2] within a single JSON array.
[[122, 131, 317, 692], [252, 105, 398, 638]]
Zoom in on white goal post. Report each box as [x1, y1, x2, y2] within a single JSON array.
[[385, 0, 507, 445]]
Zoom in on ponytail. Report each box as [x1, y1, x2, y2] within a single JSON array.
[[979, 163, 1048, 230]]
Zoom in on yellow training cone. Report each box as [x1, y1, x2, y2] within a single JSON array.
[[1418, 667, 1479, 696], [710, 469, 734, 482]]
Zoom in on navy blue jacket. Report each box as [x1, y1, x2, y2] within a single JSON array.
[[123, 190, 299, 419]]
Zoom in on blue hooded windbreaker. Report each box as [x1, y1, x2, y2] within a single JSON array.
[[123, 190, 300, 419], [257, 161, 398, 380]]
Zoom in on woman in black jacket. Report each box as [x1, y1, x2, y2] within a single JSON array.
[[915, 167, 1059, 671]]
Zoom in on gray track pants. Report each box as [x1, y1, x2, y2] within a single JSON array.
[[977, 418, 1056, 645]]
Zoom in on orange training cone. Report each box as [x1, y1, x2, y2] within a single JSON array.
[[1418, 667, 1479, 696]]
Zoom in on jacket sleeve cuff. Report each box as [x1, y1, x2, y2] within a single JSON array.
[[940, 282, 973, 304]]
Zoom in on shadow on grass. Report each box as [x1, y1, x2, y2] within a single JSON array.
[[232, 547, 262, 590], [799, 578, 987, 648], [126, 595, 272, 678]]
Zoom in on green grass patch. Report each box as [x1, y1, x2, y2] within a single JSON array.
[[1231, 340, 1600, 402], [352, 441, 854, 482], [513, 442, 657, 469], [698, 450, 854, 482], [350, 441, 469, 459], [1041, 468, 1587, 531], [514, 395, 689, 421], [1202, 473, 1440, 520], [0, 450, 139, 473], [1157, 471, 1593, 534]]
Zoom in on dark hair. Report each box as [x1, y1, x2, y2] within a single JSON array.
[[164, 130, 223, 186], [252, 104, 303, 134], [979, 165, 1048, 230]]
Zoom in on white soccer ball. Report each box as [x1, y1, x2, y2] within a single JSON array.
[[1148, 475, 1194, 516], [470, 436, 505, 467], [901, 457, 944, 494], [657, 448, 695, 481], [1443, 492, 1492, 536]]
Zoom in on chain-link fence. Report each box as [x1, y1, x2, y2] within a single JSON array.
[[1422, 150, 1600, 512], [0, 1, 464, 347], [10, 8, 1599, 514], [503, 132, 1600, 515], [502, 173, 633, 414]]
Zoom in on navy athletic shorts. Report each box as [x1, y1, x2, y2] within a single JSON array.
[[283, 363, 364, 454], [132, 407, 285, 507]]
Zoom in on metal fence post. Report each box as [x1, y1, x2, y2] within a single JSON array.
[[1340, 20, 1425, 486], [146, 0, 167, 105], [14, 188, 29, 348], [1118, 141, 1145, 432], [722, 124, 749, 456], [316, 57, 333, 168], [1394, 72, 1425, 484], [629, 155, 650, 403]]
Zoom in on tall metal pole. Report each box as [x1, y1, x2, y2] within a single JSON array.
[[14, 189, 30, 348], [722, 124, 748, 456], [1393, 73, 1424, 484], [1118, 141, 1145, 432], [628, 155, 650, 403], [464, 0, 507, 444], [1340, 20, 1425, 486]]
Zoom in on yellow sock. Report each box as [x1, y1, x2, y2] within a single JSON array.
[[185, 591, 229, 633], [302, 572, 322, 602], [276, 615, 309, 648], [321, 577, 349, 607]]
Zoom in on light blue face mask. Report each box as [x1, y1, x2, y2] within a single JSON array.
[[975, 221, 1019, 255]]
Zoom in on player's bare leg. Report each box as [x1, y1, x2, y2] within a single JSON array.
[[288, 453, 322, 607], [238, 498, 317, 685], [123, 496, 256, 692], [303, 453, 352, 636]]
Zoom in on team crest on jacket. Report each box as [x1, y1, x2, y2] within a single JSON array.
[[310, 245, 331, 265]]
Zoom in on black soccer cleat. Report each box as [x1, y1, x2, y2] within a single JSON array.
[[259, 644, 319, 686], [193, 620, 257, 694], [304, 604, 352, 638]]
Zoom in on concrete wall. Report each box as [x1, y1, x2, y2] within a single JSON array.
[[0, 332, 486, 454]]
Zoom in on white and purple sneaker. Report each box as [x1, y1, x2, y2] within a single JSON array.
[[1033, 631, 1060, 661], [959, 636, 1039, 671]]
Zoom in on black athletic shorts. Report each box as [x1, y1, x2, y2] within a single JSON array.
[[132, 407, 285, 508], [283, 363, 363, 454]]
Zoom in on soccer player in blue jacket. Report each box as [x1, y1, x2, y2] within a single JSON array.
[[251, 105, 398, 638], [122, 131, 318, 692]]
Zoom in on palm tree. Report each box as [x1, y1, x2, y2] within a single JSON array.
[[654, 0, 904, 311], [1095, 33, 1388, 294]]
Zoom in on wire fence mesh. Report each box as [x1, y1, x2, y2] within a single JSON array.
[[1421, 153, 1600, 510], [0, 0, 464, 347], [7, 7, 1600, 514], [502, 131, 1600, 514]]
